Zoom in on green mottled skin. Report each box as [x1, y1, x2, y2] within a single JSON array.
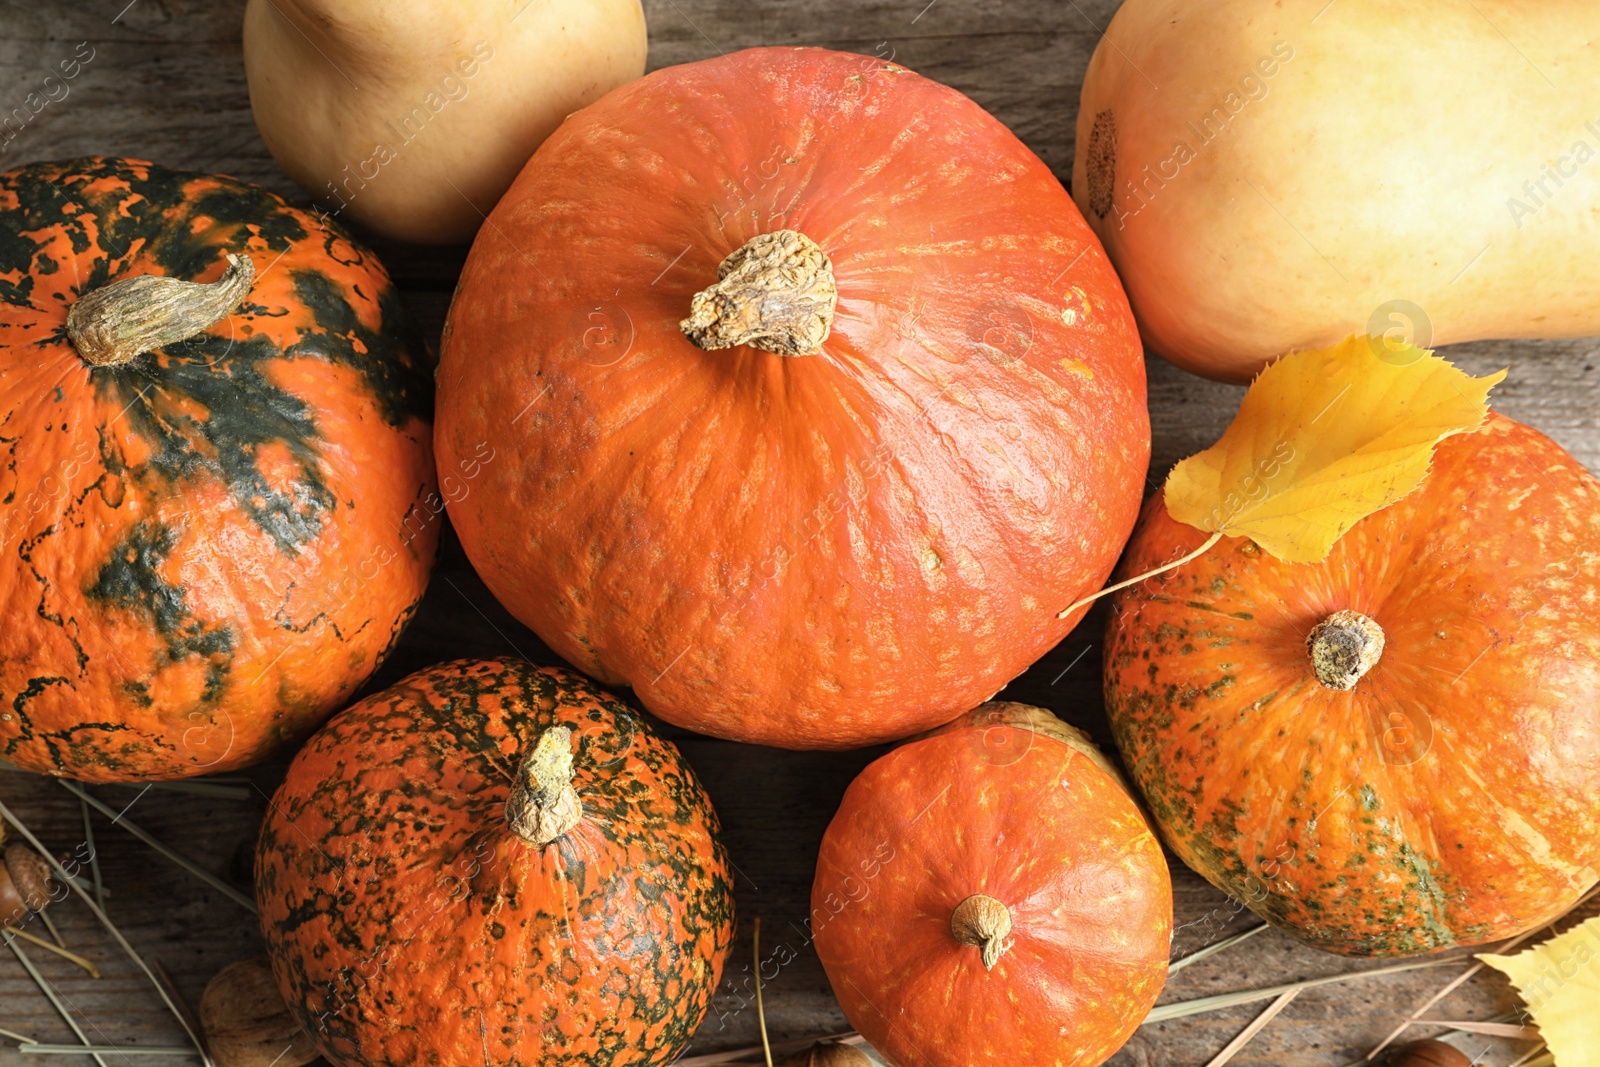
[[256, 658, 736, 1067], [1106, 416, 1600, 957], [0, 157, 438, 781]]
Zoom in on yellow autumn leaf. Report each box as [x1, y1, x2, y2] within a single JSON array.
[[1480, 915, 1600, 1067], [1163, 336, 1505, 563]]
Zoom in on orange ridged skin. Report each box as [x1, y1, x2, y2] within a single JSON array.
[[435, 46, 1149, 750], [1105, 414, 1600, 957], [0, 157, 437, 782], [811, 706, 1172, 1067], [256, 658, 736, 1067]]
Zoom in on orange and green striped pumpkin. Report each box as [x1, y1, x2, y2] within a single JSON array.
[[255, 657, 736, 1067], [0, 157, 437, 781]]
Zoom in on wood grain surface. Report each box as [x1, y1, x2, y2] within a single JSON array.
[[2, 1, 1596, 1065]]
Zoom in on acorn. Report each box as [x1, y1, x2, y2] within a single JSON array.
[[0, 843, 56, 925], [199, 957, 320, 1067], [779, 1041, 874, 1067], [1381, 1040, 1472, 1067]]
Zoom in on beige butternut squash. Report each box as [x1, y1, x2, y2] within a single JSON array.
[[244, 0, 646, 244], [1074, 0, 1600, 381]]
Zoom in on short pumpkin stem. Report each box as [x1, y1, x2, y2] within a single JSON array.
[[67, 252, 256, 367], [950, 893, 1013, 971], [679, 230, 837, 357], [505, 727, 583, 845], [1307, 609, 1385, 690]]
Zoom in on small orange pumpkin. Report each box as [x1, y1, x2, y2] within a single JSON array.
[[812, 703, 1171, 1066]]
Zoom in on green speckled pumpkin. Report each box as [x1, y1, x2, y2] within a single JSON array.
[[1105, 414, 1600, 957], [0, 157, 437, 781], [255, 658, 736, 1067]]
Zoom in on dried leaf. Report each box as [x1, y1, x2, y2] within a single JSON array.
[[1163, 336, 1504, 563], [1480, 916, 1600, 1067]]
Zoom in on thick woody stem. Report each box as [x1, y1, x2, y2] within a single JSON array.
[[67, 252, 256, 367], [505, 727, 583, 845], [679, 230, 837, 357], [950, 893, 1013, 971], [1307, 609, 1386, 690]]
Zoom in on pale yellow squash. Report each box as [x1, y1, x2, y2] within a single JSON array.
[[1073, 0, 1600, 381], [244, 0, 646, 244]]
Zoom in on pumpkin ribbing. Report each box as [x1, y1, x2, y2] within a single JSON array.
[[813, 703, 1171, 1066], [436, 47, 1150, 750]]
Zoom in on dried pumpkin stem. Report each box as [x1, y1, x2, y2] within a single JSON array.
[[680, 230, 837, 357], [950, 893, 1013, 971], [1307, 609, 1385, 690], [506, 727, 583, 845], [67, 252, 256, 367]]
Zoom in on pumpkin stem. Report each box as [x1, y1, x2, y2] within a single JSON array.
[[67, 252, 256, 368], [1307, 609, 1385, 690], [505, 727, 583, 845], [679, 230, 837, 357], [950, 893, 1013, 971]]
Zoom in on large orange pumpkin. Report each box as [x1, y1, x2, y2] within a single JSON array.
[[1104, 413, 1600, 957], [256, 658, 736, 1067], [435, 47, 1149, 749], [0, 158, 437, 781], [811, 703, 1172, 1067]]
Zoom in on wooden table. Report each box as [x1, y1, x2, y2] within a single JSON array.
[[3, 1, 1596, 1064]]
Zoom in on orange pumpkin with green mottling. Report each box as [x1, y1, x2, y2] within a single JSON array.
[[1104, 413, 1600, 957], [811, 703, 1171, 1067], [255, 657, 736, 1067], [0, 158, 437, 781]]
